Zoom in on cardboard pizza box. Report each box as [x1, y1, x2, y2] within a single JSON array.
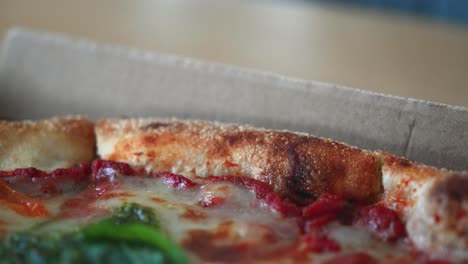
[[0, 28, 467, 171]]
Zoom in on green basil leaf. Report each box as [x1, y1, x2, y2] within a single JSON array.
[[0, 232, 169, 264], [112, 202, 159, 227], [83, 220, 186, 264]]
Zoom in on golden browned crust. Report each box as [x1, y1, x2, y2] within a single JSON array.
[[96, 118, 382, 204], [379, 152, 468, 262], [0, 116, 96, 171]]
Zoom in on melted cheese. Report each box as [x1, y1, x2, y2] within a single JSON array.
[[93, 176, 300, 262], [0, 170, 424, 263], [0, 173, 300, 262]]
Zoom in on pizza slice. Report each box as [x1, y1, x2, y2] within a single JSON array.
[[0, 117, 466, 263], [94, 118, 468, 263]]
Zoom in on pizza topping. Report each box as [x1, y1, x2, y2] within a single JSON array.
[[434, 213, 442, 224], [1, 232, 178, 264], [0, 180, 49, 217], [92, 159, 137, 179], [354, 204, 406, 241], [205, 176, 301, 217], [1, 203, 186, 264], [84, 221, 185, 263], [183, 221, 293, 262], [0, 167, 47, 178], [297, 227, 341, 253], [0, 158, 458, 263], [1, 117, 466, 263], [456, 207, 466, 219], [183, 228, 249, 262], [294, 194, 347, 254], [324, 252, 377, 264], [302, 193, 345, 227], [0, 163, 90, 197], [55, 161, 300, 262], [426, 259, 451, 264], [111, 202, 159, 226], [156, 172, 197, 190], [303, 214, 336, 230], [59, 172, 120, 218]]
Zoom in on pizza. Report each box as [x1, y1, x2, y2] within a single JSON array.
[[0, 116, 466, 263]]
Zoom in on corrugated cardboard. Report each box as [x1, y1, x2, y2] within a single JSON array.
[[1, 28, 467, 170]]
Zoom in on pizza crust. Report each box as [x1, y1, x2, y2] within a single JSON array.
[[379, 152, 468, 262], [97, 118, 467, 262], [0, 116, 95, 171], [0, 115, 466, 262], [95, 118, 382, 204]]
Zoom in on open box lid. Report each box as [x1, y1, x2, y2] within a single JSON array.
[[0, 28, 467, 170]]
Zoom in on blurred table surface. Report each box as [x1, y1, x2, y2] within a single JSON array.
[[1, 0, 468, 107]]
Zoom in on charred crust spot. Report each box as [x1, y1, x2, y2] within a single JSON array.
[[430, 174, 468, 203], [284, 137, 316, 205], [283, 135, 351, 204], [208, 130, 260, 158], [286, 135, 381, 203], [140, 122, 171, 130], [395, 159, 412, 168], [146, 151, 156, 159], [224, 131, 258, 147], [143, 135, 158, 144], [209, 141, 230, 157]]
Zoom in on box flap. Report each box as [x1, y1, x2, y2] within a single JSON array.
[[1, 28, 467, 170]]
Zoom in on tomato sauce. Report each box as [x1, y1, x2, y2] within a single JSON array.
[[299, 228, 341, 253], [0, 163, 90, 197], [205, 176, 301, 217], [155, 172, 197, 190], [58, 164, 122, 218], [91, 159, 137, 179], [0, 180, 49, 217], [354, 204, 406, 241], [302, 193, 345, 230], [65, 161, 410, 259], [324, 252, 377, 264], [0, 159, 425, 262]]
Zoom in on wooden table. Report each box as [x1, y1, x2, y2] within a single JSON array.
[[1, 0, 468, 107]]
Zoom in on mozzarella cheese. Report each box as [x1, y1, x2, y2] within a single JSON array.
[[1, 170, 421, 263]]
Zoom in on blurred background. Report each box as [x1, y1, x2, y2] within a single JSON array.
[[1, 0, 467, 107]]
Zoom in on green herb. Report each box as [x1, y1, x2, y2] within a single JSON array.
[[0, 203, 187, 264], [0, 232, 167, 264], [83, 219, 186, 264], [112, 202, 159, 227]]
